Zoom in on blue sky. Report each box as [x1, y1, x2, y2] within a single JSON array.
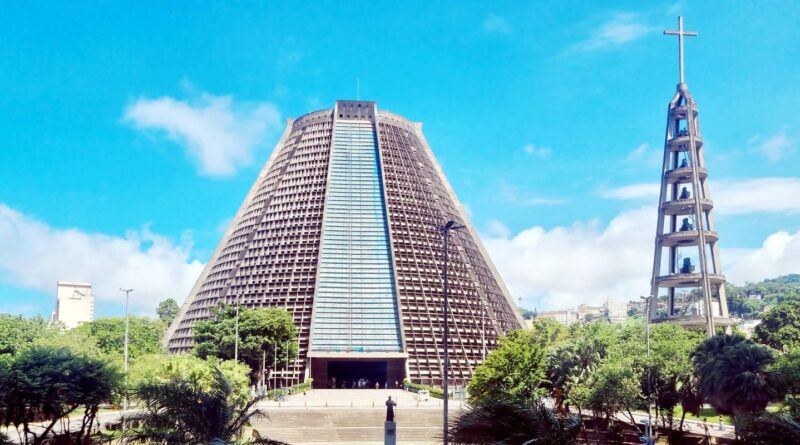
[[1, 1, 799, 317]]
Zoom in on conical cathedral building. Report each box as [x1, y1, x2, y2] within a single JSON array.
[[648, 18, 732, 336], [166, 100, 524, 387]]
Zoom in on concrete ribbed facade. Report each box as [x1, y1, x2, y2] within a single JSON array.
[[166, 100, 524, 387]]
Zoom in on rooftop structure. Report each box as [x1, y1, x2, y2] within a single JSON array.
[[166, 100, 524, 388], [648, 17, 733, 335]]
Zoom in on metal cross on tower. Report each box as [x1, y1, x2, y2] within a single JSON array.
[[664, 16, 698, 84]]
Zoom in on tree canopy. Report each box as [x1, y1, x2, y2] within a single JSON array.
[[156, 298, 180, 326], [2, 345, 122, 445], [75, 316, 165, 360], [128, 353, 252, 404], [192, 305, 298, 384], [691, 334, 783, 435], [119, 366, 285, 445], [0, 315, 55, 358], [754, 300, 800, 350], [469, 329, 549, 404]]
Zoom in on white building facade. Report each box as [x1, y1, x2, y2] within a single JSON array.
[[54, 281, 94, 329]]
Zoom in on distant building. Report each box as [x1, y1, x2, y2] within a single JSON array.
[[578, 304, 603, 321], [738, 319, 762, 338], [532, 309, 579, 327], [54, 281, 94, 329], [627, 300, 646, 316], [747, 292, 763, 300], [604, 299, 628, 323]]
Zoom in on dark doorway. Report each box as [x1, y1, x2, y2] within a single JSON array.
[[328, 361, 387, 389]]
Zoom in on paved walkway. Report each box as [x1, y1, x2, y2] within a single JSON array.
[[257, 388, 466, 410]]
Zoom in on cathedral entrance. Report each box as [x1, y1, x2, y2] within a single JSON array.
[[309, 356, 406, 389], [328, 360, 386, 389]]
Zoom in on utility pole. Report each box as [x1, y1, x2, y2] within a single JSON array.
[[120, 288, 133, 443], [438, 220, 465, 445]]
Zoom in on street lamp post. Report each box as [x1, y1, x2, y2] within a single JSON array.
[[120, 288, 133, 442], [438, 220, 465, 445], [234, 297, 240, 362], [640, 295, 653, 445]]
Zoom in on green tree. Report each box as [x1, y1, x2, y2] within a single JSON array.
[[582, 362, 643, 429], [128, 353, 252, 404], [645, 323, 704, 429], [691, 335, 783, 435], [3, 346, 122, 445], [0, 315, 55, 358], [192, 305, 298, 385], [156, 298, 180, 326], [528, 318, 568, 347], [469, 329, 549, 404], [754, 301, 800, 351], [75, 316, 165, 360], [447, 399, 581, 445], [737, 413, 800, 445], [32, 327, 103, 357], [547, 336, 604, 413], [119, 366, 285, 444], [517, 307, 535, 320]]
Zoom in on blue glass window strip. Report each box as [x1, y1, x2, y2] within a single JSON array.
[[311, 120, 402, 353]]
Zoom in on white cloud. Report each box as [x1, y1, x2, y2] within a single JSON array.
[[523, 143, 551, 158], [748, 131, 796, 161], [601, 177, 800, 215], [713, 178, 800, 215], [125, 92, 281, 177], [483, 13, 511, 34], [576, 12, 653, 51], [483, 208, 800, 311], [482, 207, 655, 310], [0, 204, 204, 314], [723, 230, 800, 285]]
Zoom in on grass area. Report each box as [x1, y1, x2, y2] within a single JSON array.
[[672, 406, 733, 425]]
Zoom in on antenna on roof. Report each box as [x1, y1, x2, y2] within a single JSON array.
[[357, 77, 360, 100]]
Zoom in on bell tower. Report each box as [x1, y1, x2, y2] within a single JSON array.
[[648, 17, 732, 336]]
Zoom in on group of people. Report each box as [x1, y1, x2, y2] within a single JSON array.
[[328, 377, 401, 389]]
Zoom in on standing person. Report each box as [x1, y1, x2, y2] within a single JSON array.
[[718, 416, 724, 431], [375, 381, 380, 390], [386, 396, 397, 422]]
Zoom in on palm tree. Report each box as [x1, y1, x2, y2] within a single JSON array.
[[547, 337, 603, 414], [447, 399, 581, 445], [738, 414, 800, 445], [691, 335, 783, 436], [118, 366, 286, 445], [711, 341, 781, 415], [676, 372, 703, 432]]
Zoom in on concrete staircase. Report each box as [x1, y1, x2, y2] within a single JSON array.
[[253, 389, 462, 444]]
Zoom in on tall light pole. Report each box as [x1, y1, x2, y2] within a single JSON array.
[[234, 296, 240, 362], [438, 220, 465, 445], [640, 295, 653, 445], [120, 288, 133, 442]]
